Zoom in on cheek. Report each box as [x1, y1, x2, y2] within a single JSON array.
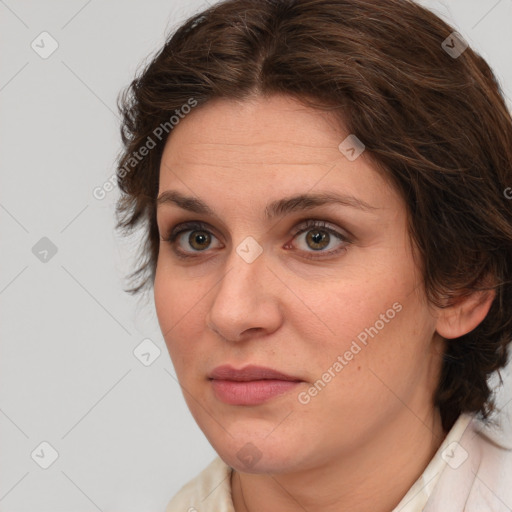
[[311, 274, 402, 342], [302, 280, 435, 412], [300, 260, 431, 379], [153, 265, 175, 336], [154, 256, 198, 330], [153, 264, 204, 365]]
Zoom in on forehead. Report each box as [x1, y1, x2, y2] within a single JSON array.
[[161, 95, 345, 163], [158, 94, 399, 214]]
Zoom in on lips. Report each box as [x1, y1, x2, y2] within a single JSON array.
[[208, 364, 302, 382], [208, 364, 304, 405]]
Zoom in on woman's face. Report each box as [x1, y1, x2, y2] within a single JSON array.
[[154, 94, 445, 474]]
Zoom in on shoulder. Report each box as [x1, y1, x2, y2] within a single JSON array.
[[425, 412, 512, 512], [465, 413, 512, 510], [165, 456, 234, 512]]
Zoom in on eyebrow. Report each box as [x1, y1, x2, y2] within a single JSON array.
[[156, 190, 378, 220]]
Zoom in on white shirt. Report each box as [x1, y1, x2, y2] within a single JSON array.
[[165, 412, 512, 511]]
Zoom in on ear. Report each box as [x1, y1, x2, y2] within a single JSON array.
[[436, 288, 496, 339]]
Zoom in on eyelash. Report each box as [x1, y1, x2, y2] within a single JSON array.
[[160, 219, 351, 261]]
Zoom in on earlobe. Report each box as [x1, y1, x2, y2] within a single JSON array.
[[436, 288, 496, 339]]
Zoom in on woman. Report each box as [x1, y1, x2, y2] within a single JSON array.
[[114, 0, 512, 510]]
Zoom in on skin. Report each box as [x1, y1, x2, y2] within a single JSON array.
[[153, 94, 494, 512]]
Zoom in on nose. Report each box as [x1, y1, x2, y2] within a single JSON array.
[[205, 244, 282, 343]]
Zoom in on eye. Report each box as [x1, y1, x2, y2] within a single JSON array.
[[286, 219, 351, 260], [160, 221, 221, 259], [160, 219, 351, 260]]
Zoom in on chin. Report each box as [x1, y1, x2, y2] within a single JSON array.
[[207, 429, 304, 474]]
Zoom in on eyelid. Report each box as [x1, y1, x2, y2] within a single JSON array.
[[291, 218, 352, 241], [162, 216, 353, 240], [164, 220, 219, 242]]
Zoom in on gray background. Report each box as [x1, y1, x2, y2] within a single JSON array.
[[1, 0, 511, 510]]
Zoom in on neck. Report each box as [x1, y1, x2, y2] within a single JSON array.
[[231, 407, 447, 512]]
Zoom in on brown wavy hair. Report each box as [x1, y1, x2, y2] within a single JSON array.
[[114, 0, 512, 432]]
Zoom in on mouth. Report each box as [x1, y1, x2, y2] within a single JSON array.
[[208, 364, 304, 405]]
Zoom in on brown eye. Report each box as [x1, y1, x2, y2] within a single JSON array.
[[160, 221, 222, 259], [305, 229, 331, 251], [188, 230, 212, 251], [289, 219, 351, 260]]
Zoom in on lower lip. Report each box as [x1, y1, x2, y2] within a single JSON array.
[[210, 379, 302, 405]]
